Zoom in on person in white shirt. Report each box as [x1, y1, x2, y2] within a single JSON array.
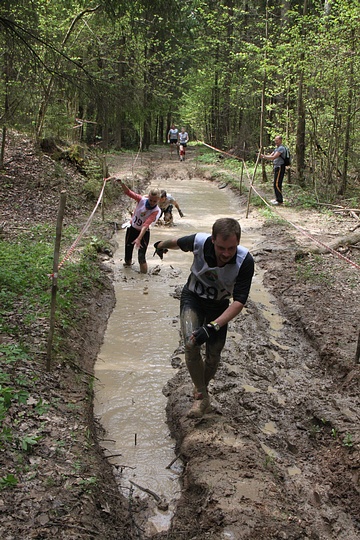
[[178, 127, 189, 161], [116, 180, 161, 273], [167, 124, 179, 157]]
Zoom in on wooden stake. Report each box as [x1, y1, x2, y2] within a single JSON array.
[[46, 191, 67, 372]]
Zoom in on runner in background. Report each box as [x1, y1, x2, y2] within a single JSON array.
[[178, 127, 189, 162], [167, 124, 179, 158], [158, 190, 184, 225]]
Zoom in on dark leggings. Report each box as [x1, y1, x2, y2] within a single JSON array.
[[273, 165, 285, 203], [125, 226, 149, 264]]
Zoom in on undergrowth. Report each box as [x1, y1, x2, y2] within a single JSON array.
[[0, 224, 103, 489]]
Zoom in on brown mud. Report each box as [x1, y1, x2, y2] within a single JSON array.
[[1, 136, 360, 539]]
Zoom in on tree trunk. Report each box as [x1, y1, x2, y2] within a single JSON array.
[[295, 0, 308, 188], [35, 5, 101, 140], [260, 0, 268, 183], [339, 29, 355, 196], [296, 230, 360, 256], [355, 328, 360, 364]]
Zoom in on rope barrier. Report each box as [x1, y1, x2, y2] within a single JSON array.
[[200, 141, 360, 271], [200, 141, 244, 162], [52, 177, 111, 275]]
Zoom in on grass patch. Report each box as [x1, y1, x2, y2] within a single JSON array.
[[0, 222, 105, 489], [0, 224, 101, 337], [296, 255, 334, 286]]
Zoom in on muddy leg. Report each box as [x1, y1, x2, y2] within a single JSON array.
[[204, 330, 226, 387], [181, 307, 207, 397], [139, 262, 148, 274]]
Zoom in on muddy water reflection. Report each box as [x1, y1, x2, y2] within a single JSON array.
[[94, 176, 261, 530]]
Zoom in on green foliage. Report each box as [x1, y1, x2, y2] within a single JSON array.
[[0, 216, 105, 491], [342, 433, 354, 448], [197, 152, 219, 165], [1, 0, 360, 196], [0, 474, 18, 491], [86, 236, 111, 255], [0, 224, 101, 337], [34, 398, 50, 416], [83, 178, 103, 201], [78, 476, 97, 490], [0, 385, 29, 411], [284, 185, 321, 209], [296, 256, 334, 286], [0, 343, 29, 365], [18, 435, 41, 452]]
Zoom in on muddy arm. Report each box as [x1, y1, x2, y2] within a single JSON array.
[[156, 238, 180, 250]]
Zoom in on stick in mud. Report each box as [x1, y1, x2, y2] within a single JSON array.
[[166, 454, 182, 469], [129, 480, 169, 511]]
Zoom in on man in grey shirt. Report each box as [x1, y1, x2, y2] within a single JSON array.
[[261, 135, 286, 205]]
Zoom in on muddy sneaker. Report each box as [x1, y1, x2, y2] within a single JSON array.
[[187, 397, 211, 418]]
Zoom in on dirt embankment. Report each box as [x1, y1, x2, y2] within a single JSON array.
[[1, 137, 360, 539], [144, 149, 360, 540], [0, 133, 139, 540]]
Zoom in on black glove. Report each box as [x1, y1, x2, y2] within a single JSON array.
[[153, 241, 168, 260], [178, 209, 184, 218], [192, 324, 217, 346]]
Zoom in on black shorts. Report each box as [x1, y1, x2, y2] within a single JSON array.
[[180, 285, 228, 342], [169, 139, 178, 145]]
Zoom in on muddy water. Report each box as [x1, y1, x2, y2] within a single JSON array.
[[94, 175, 282, 532]]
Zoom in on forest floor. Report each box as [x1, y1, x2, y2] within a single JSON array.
[[1, 134, 360, 539]]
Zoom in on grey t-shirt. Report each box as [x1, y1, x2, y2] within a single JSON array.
[[273, 145, 285, 167]]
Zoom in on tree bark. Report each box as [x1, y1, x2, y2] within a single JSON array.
[[339, 29, 355, 196], [295, 0, 307, 188], [296, 231, 360, 256]]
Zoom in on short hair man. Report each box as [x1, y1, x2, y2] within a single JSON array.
[[158, 190, 184, 224], [154, 218, 254, 417], [167, 124, 179, 157]]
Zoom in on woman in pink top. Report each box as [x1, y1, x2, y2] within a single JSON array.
[[117, 179, 161, 273]]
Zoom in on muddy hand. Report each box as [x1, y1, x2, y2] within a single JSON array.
[[153, 241, 168, 260], [133, 238, 142, 249], [191, 324, 217, 345]]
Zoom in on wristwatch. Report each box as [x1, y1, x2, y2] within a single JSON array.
[[210, 321, 220, 332]]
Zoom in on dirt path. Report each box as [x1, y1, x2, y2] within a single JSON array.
[[109, 145, 360, 540]]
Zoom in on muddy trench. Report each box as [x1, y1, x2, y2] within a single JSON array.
[[95, 150, 360, 540]]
